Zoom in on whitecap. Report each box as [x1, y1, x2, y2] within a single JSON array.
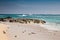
[[22, 14, 27, 16]]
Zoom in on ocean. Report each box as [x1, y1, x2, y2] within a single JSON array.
[[0, 14, 60, 22], [0, 14, 60, 30]]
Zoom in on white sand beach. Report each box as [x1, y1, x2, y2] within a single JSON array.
[[0, 23, 8, 40], [0, 22, 60, 40]]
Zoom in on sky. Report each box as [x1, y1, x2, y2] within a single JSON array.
[[0, 0, 60, 14]]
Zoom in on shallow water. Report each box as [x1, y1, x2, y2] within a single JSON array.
[[0, 14, 60, 30]]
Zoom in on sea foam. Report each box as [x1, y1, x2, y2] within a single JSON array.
[[40, 22, 60, 31]]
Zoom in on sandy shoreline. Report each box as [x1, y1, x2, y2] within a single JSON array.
[[0, 22, 60, 40]]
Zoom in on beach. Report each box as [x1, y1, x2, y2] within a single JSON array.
[[1, 0, 60, 39], [0, 14, 60, 40], [0, 22, 60, 40], [0, 23, 8, 40]]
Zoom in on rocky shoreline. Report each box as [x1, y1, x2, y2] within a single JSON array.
[[0, 16, 46, 24]]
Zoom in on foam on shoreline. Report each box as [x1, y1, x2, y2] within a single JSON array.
[[40, 22, 60, 31]]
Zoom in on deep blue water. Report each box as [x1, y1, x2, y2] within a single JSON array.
[[0, 14, 60, 23]]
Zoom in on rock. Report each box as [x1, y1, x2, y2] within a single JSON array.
[[33, 19, 40, 24], [14, 35, 17, 38], [3, 31, 6, 34], [0, 18, 6, 22], [0, 17, 46, 24], [40, 20, 46, 24]]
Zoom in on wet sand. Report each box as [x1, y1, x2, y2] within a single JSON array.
[[0, 22, 60, 40]]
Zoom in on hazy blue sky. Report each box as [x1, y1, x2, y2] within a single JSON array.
[[0, 0, 60, 14]]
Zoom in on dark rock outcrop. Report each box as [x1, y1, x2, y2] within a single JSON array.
[[0, 17, 46, 24]]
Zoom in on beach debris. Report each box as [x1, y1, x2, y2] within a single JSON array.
[[28, 32, 36, 35], [31, 32, 36, 34], [3, 31, 6, 34], [22, 30, 26, 33], [14, 35, 17, 38]]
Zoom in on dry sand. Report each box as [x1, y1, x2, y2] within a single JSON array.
[[0, 23, 9, 40], [0, 22, 60, 40]]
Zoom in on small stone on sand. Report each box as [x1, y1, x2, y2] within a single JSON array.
[[14, 35, 17, 38], [3, 31, 6, 34]]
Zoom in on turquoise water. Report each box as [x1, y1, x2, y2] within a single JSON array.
[[0, 14, 60, 30], [0, 14, 60, 23]]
